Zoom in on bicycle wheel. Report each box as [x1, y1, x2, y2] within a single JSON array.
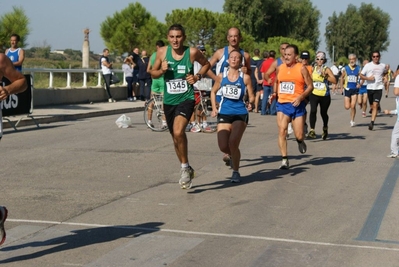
[[194, 97, 217, 133], [144, 99, 168, 132]]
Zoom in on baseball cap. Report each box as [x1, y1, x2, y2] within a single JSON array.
[[300, 51, 310, 59], [197, 45, 206, 51]]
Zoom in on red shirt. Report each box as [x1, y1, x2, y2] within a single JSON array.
[[260, 58, 276, 86]]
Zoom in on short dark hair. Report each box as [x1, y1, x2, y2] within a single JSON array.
[[262, 51, 269, 58], [168, 24, 185, 36], [103, 48, 109, 53], [285, 44, 299, 55], [371, 50, 381, 59], [156, 40, 165, 47], [269, 50, 276, 58], [254, 48, 260, 55], [11, 33, 20, 42]]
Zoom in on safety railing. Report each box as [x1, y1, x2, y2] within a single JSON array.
[[22, 68, 126, 89]]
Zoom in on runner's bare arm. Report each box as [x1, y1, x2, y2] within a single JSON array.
[[150, 47, 167, 78], [206, 49, 222, 82]]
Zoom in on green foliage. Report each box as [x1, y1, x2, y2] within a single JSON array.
[[0, 6, 30, 50], [100, 3, 166, 55], [325, 3, 390, 61], [264, 37, 316, 59], [223, 0, 321, 50]]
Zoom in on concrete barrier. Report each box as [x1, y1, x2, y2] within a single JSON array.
[[33, 85, 128, 107]]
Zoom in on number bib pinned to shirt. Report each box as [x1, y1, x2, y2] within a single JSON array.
[[166, 79, 188, 94], [313, 81, 327, 96], [347, 75, 357, 83], [222, 84, 241, 99], [279, 82, 295, 94]]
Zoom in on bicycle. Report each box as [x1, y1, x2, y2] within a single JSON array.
[[144, 94, 168, 132], [192, 89, 217, 133]]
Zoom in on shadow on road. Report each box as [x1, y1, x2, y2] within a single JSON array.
[[0, 222, 164, 264], [189, 155, 355, 193]]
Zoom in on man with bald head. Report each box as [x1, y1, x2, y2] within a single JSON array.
[[206, 27, 251, 166]]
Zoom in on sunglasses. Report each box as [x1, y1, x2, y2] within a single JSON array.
[[372, 55, 380, 58], [316, 58, 324, 61]]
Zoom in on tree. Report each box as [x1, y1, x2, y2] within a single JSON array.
[[325, 3, 390, 61], [223, 0, 321, 50], [100, 3, 166, 55], [0, 6, 30, 50]]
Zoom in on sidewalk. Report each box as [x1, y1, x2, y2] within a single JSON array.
[[2, 100, 146, 130]]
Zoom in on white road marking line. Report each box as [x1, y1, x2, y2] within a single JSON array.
[[8, 218, 399, 252]]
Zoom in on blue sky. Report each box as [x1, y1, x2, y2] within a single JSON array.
[[2, 0, 398, 68]]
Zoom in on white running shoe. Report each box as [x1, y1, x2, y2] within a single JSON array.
[[350, 120, 355, 127], [386, 153, 398, 158], [190, 123, 201, 133], [288, 123, 294, 135], [279, 159, 289, 170], [179, 166, 194, 189]]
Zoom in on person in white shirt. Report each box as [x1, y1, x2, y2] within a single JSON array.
[[384, 72, 399, 158], [360, 50, 386, 130], [330, 62, 340, 95]]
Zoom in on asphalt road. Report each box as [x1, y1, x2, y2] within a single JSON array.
[[1, 92, 399, 266]]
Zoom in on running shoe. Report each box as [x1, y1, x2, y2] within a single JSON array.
[[231, 171, 241, 183], [307, 129, 316, 139], [298, 141, 307, 154], [279, 158, 289, 170], [322, 127, 328, 140], [362, 111, 366, 118], [386, 153, 398, 158], [185, 124, 193, 132], [287, 123, 294, 135], [222, 154, 231, 166], [179, 166, 195, 189], [190, 123, 201, 133], [0, 206, 8, 246], [368, 122, 374, 131], [350, 120, 355, 127]]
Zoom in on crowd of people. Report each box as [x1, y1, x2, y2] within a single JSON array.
[[1, 26, 399, 246], [113, 24, 399, 190]]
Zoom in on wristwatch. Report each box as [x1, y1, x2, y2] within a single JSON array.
[[196, 74, 203, 80]]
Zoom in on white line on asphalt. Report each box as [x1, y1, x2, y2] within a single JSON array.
[[8, 218, 399, 252]]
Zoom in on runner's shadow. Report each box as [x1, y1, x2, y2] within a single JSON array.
[[0, 222, 163, 264], [308, 132, 366, 141], [189, 155, 354, 193]]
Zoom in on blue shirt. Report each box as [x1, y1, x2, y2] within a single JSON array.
[[6, 48, 22, 71], [218, 69, 247, 115]]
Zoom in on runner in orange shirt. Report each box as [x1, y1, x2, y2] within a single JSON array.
[[269, 45, 313, 169]]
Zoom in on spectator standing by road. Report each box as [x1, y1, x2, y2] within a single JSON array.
[[5, 33, 25, 72], [137, 50, 151, 101], [0, 52, 28, 245], [260, 50, 277, 115], [130, 48, 140, 99], [100, 48, 116, 103], [122, 57, 136, 101]]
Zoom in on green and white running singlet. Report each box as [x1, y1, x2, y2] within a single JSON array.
[[163, 46, 194, 105], [150, 52, 165, 94]]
